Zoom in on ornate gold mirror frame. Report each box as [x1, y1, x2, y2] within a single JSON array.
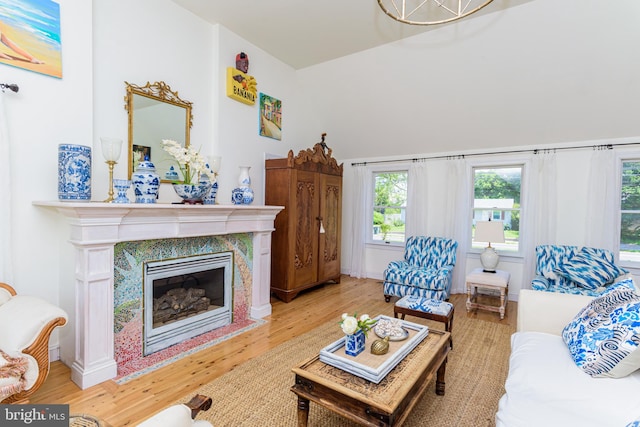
[[124, 81, 193, 182]]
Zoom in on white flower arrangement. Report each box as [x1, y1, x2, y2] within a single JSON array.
[[340, 313, 376, 336], [161, 139, 208, 185]]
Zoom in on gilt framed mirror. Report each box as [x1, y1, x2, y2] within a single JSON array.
[[125, 81, 193, 182]]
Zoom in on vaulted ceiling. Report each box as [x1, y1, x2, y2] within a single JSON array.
[[172, 0, 535, 70]]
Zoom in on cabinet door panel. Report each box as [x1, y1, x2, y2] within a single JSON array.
[[293, 171, 319, 287], [319, 174, 342, 280]]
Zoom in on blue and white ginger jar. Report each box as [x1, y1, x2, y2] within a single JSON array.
[[132, 160, 160, 203], [58, 144, 92, 201]]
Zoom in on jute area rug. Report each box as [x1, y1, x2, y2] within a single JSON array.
[[185, 314, 515, 427]]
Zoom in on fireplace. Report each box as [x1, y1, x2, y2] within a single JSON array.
[[143, 252, 233, 355], [34, 201, 283, 389]]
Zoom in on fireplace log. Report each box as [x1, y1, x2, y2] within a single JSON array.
[[153, 287, 211, 324]]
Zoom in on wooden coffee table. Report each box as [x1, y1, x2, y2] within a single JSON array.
[[291, 329, 450, 426]]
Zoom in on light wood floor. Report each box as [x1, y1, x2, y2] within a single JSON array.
[[30, 276, 517, 426]]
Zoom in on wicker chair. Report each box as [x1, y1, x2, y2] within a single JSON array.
[[0, 282, 67, 404]]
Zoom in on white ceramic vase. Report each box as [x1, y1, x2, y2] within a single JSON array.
[[232, 166, 254, 205]]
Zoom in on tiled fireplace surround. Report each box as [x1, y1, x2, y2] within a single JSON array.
[[34, 202, 282, 389]]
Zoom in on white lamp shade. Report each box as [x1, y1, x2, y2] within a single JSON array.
[[100, 137, 123, 162], [474, 221, 505, 244]]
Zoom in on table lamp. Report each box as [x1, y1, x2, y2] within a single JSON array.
[[474, 220, 505, 273], [100, 137, 123, 202]]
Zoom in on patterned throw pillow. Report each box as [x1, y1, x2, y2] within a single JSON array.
[[553, 247, 627, 290], [599, 277, 637, 297], [562, 286, 640, 378]]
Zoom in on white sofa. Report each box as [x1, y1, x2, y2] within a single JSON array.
[[496, 289, 640, 427]]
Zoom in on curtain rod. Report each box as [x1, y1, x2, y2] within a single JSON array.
[[350, 141, 640, 167]]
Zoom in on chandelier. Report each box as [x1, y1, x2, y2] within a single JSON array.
[[377, 0, 494, 25]]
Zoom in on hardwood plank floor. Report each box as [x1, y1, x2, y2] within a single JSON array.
[[29, 276, 517, 426]]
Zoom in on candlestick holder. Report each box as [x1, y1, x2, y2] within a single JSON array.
[[100, 137, 123, 202]]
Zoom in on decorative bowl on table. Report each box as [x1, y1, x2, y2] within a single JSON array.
[[374, 318, 409, 341]]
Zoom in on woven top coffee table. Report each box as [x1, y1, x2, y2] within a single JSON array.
[[291, 328, 450, 426]]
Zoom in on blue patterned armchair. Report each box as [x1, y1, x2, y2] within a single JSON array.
[[532, 245, 628, 297], [383, 236, 458, 302]]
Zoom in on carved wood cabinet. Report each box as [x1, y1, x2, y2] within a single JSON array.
[[265, 139, 343, 302]]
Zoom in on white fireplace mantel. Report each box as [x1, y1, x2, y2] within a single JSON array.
[[34, 201, 283, 389]]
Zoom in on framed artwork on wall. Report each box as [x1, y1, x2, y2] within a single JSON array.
[[0, 0, 62, 78], [259, 93, 282, 140]]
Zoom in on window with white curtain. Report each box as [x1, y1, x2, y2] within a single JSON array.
[[371, 171, 407, 244], [472, 165, 523, 253], [619, 159, 640, 264]]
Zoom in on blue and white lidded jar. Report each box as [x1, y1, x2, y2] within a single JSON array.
[[132, 159, 160, 203], [58, 144, 92, 201]]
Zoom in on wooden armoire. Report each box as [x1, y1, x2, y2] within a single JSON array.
[[265, 135, 343, 302]]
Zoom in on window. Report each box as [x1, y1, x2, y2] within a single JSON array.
[[472, 166, 522, 253], [372, 171, 407, 244], [619, 160, 640, 263]]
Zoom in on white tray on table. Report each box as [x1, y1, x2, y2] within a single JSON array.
[[319, 314, 429, 384]]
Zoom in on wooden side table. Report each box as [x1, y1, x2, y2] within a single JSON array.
[[465, 268, 510, 319]]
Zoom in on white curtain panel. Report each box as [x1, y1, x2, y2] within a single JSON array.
[[348, 164, 369, 278], [444, 157, 470, 295], [522, 150, 557, 288], [584, 147, 617, 251], [406, 160, 428, 237], [0, 93, 13, 283]]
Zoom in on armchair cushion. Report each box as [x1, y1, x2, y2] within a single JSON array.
[[562, 283, 640, 378], [0, 295, 67, 352], [384, 262, 452, 290], [553, 247, 628, 290]]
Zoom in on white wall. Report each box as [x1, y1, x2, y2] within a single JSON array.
[[214, 26, 299, 204], [3, 0, 91, 296]]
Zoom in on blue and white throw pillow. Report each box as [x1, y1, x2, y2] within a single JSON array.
[[562, 285, 640, 378], [599, 277, 637, 297], [553, 247, 627, 290]]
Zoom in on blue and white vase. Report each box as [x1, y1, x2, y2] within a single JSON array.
[[203, 180, 218, 205], [58, 144, 91, 201], [132, 160, 160, 203], [231, 166, 254, 205], [344, 330, 366, 357], [113, 179, 131, 204]]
